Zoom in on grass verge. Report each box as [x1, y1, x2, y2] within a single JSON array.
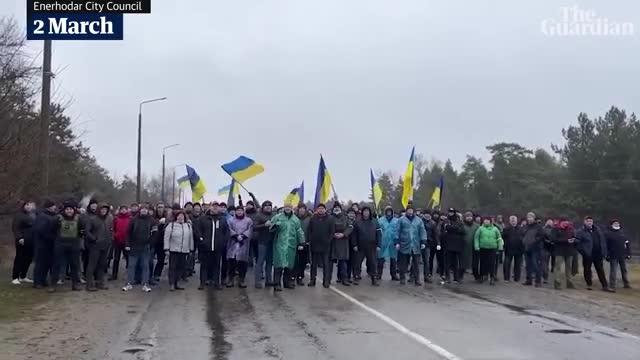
[[0, 276, 50, 323]]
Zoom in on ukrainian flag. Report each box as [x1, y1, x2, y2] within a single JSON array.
[[284, 181, 304, 207], [314, 156, 332, 208], [430, 176, 444, 209], [401, 147, 415, 209], [177, 175, 190, 189], [221, 156, 264, 183], [370, 169, 382, 210], [186, 165, 207, 202], [217, 180, 239, 196]]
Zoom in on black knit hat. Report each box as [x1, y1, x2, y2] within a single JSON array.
[[333, 201, 342, 209], [43, 199, 55, 209], [317, 203, 326, 209], [63, 200, 77, 210]]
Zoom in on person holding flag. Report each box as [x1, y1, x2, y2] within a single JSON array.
[[401, 147, 415, 209], [269, 202, 306, 291]]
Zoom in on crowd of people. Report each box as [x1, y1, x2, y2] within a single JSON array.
[[10, 196, 634, 294]]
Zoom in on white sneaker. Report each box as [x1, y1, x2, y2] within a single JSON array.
[[79, 278, 86, 284], [122, 284, 133, 291], [142, 284, 151, 293], [11, 278, 21, 285], [20, 277, 33, 283], [57, 280, 64, 285]]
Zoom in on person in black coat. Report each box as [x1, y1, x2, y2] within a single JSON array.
[[352, 206, 381, 286], [605, 220, 632, 291], [502, 215, 524, 283], [575, 216, 611, 291], [307, 203, 335, 288], [11, 201, 36, 284], [33, 200, 59, 288], [195, 202, 230, 290], [441, 208, 466, 283]]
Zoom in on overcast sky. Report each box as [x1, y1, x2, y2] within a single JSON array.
[[3, 0, 639, 203]]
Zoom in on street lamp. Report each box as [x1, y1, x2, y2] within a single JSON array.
[[136, 97, 167, 203], [161, 143, 180, 203]]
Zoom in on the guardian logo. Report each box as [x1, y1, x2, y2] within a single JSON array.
[[541, 5, 634, 37]]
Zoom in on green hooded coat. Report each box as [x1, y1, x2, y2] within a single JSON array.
[[270, 212, 305, 268]]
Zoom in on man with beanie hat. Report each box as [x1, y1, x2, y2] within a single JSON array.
[[352, 206, 381, 286], [253, 200, 275, 288], [33, 199, 59, 288], [462, 211, 479, 281], [330, 201, 354, 286], [442, 208, 466, 283], [123, 204, 156, 293], [395, 206, 427, 286], [377, 206, 400, 281], [576, 216, 610, 291], [49, 201, 82, 292], [307, 203, 334, 288], [80, 199, 99, 281], [226, 205, 253, 288], [84, 203, 113, 291], [110, 205, 130, 281], [196, 202, 230, 290]]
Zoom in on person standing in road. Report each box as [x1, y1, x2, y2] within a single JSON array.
[[345, 208, 358, 283], [474, 217, 503, 285], [551, 219, 576, 290], [85, 204, 113, 291], [152, 203, 168, 284], [420, 210, 437, 283], [575, 216, 610, 291], [270, 203, 305, 291], [164, 210, 194, 291], [122, 204, 156, 293], [110, 205, 130, 281], [522, 212, 546, 287], [226, 205, 253, 288], [605, 220, 632, 292], [377, 206, 400, 281], [33, 200, 59, 289], [502, 215, 524, 283], [293, 204, 312, 286], [462, 211, 479, 281], [186, 203, 203, 278], [11, 201, 36, 285], [441, 208, 466, 284], [330, 202, 354, 286], [49, 201, 82, 292], [307, 203, 335, 288], [541, 218, 555, 284], [196, 202, 229, 290], [395, 206, 427, 286], [352, 206, 381, 286], [252, 201, 275, 288]]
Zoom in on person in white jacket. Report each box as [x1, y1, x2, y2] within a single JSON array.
[[163, 210, 194, 291]]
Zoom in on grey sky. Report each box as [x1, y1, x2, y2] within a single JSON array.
[[3, 0, 639, 203]]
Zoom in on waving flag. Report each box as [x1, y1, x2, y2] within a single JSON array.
[[430, 176, 444, 209], [314, 156, 333, 208], [284, 181, 305, 207], [221, 156, 264, 183], [186, 165, 207, 202], [370, 169, 382, 210], [177, 175, 190, 189], [401, 147, 415, 209], [218, 180, 239, 196]]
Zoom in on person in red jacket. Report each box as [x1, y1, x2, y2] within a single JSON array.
[[110, 205, 131, 280]]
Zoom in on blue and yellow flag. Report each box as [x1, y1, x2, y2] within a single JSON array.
[[221, 156, 264, 183], [430, 176, 444, 209], [177, 175, 190, 189], [284, 181, 304, 207], [186, 165, 207, 202], [401, 147, 415, 209], [217, 180, 239, 196], [314, 156, 333, 208], [370, 169, 382, 210]]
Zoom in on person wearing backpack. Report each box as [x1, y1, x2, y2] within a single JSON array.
[[49, 201, 83, 292], [163, 210, 195, 291]]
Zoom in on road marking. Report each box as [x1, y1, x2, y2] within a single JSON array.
[[329, 285, 463, 360]]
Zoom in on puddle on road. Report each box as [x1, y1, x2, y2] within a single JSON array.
[[545, 329, 582, 334]]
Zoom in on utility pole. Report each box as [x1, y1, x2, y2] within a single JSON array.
[[136, 97, 167, 203], [39, 40, 52, 198]]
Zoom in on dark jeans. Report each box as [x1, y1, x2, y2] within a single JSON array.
[[609, 257, 629, 289], [504, 253, 523, 281], [111, 243, 128, 279], [398, 253, 420, 283], [541, 248, 553, 281], [34, 244, 54, 286], [310, 252, 332, 285], [294, 247, 310, 280], [429, 247, 444, 277], [81, 248, 89, 277], [479, 249, 497, 280], [274, 267, 293, 287], [525, 249, 542, 283], [336, 259, 349, 281], [200, 251, 223, 286], [583, 255, 608, 288], [12, 242, 34, 280], [227, 258, 248, 282], [51, 242, 80, 286], [86, 245, 109, 288], [168, 252, 187, 287], [128, 248, 151, 285], [445, 251, 461, 282], [377, 258, 397, 280], [255, 242, 273, 285], [472, 250, 481, 280], [353, 247, 377, 279], [153, 245, 166, 279], [421, 247, 431, 278]]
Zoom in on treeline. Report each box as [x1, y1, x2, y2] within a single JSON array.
[[0, 18, 163, 214], [370, 106, 640, 246]]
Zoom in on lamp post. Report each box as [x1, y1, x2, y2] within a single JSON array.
[[161, 144, 180, 204], [136, 97, 167, 203]]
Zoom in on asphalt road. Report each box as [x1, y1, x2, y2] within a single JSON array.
[[77, 271, 640, 360]]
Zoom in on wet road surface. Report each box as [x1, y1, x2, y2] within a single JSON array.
[[2, 268, 639, 360]]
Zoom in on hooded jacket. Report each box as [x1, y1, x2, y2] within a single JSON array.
[[378, 208, 399, 260], [227, 215, 253, 261], [307, 212, 334, 253], [270, 211, 305, 268], [330, 212, 354, 260], [395, 214, 427, 255], [605, 226, 631, 259], [442, 218, 466, 253], [196, 212, 230, 252], [126, 213, 156, 252], [353, 207, 382, 250], [34, 208, 59, 249], [552, 222, 576, 257], [474, 224, 503, 251], [12, 209, 35, 247], [522, 222, 546, 252]]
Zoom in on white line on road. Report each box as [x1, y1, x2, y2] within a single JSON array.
[[329, 285, 463, 360]]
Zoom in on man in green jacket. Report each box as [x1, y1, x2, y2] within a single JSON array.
[[474, 216, 503, 285], [270, 203, 305, 291]]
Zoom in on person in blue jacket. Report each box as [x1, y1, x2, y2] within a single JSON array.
[[377, 206, 399, 281], [394, 206, 427, 286]]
